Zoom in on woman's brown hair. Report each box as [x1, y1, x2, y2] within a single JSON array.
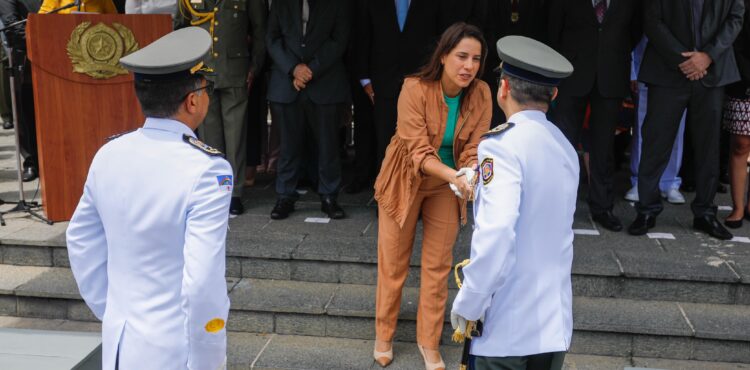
[[412, 22, 488, 112]]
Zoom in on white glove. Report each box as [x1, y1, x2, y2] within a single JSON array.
[[449, 167, 475, 199], [450, 311, 468, 334], [450, 311, 485, 334]]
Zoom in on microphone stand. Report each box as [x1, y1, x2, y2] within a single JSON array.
[[0, 3, 77, 226]]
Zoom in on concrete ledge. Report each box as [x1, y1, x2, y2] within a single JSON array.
[[3, 273, 749, 351]]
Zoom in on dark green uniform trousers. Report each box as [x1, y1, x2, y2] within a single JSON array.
[[199, 86, 248, 198], [473, 351, 565, 370]]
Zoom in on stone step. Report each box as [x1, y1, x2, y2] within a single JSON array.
[[0, 315, 748, 370], [0, 265, 748, 363], [3, 236, 748, 306]]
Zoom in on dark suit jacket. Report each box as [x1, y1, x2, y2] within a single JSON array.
[[355, 0, 442, 100], [548, 0, 642, 98], [266, 0, 351, 104], [483, 0, 548, 80], [0, 0, 41, 51], [726, 0, 750, 97], [639, 0, 745, 88], [439, 0, 486, 30]]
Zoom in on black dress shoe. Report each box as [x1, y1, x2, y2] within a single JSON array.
[[3, 120, 13, 130], [724, 218, 743, 229], [321, 197, 345, 219], [694, 215, 733, 240], [271, 198, 295, 220], [22, 167, 37, 182], [592, 211, 623, 232], [627, 214, 656, 236], [229, 197, 244, 216], [345, 179, 369, 194]]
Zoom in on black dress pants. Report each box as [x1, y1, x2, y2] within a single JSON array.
[[13, 52, 37, 170], [551, 89, 621, 214], [351, 80, 376, 183], [473, 351, 565, 370], [273, 91, 341, 199], [246, 68, 269, 167], [637, 82, 723, 217], [374, 96, 398, 169]]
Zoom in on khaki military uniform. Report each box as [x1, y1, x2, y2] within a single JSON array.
[[178, 0, 266, 197]]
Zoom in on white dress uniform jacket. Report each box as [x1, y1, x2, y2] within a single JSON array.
[[452, 110, 579, 357], [66, 118, 233, 370]]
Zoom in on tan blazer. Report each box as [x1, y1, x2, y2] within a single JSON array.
[[374, 77, 492, 228]]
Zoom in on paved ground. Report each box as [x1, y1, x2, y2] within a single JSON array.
[[0, 315, 748, 370]]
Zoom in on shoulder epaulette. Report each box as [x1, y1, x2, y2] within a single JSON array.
[[183, 134, 224, 157], [105, 129, 136, 142], [482, 122, 515, 138]]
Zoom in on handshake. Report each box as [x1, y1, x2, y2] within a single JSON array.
[[449, 167, 476, 200]]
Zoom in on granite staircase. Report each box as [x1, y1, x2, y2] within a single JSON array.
[[0, 182, 748, 368]]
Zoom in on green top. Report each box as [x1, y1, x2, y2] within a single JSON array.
[[439, 92, 462, 169]]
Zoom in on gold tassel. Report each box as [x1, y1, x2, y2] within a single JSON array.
[[179, 0, 217, 53], [451, 259, 477, 344]]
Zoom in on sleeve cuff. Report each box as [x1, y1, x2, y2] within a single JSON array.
[[360, 78, 371, 87], [451, 288, 492, 321]]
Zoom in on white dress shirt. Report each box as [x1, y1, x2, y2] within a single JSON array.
[[67, 117, 233, 370], [125, 0, 177, 16], [452, 110, 579, 357]]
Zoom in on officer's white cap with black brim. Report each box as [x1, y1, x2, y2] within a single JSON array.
[[119, 26, 213, 82], [496, 35, 574, 87]]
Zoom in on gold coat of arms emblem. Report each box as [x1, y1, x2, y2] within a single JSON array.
[[67, 22, 139, 79]]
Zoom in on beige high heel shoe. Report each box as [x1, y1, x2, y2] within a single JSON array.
[[373, 341, 393, 367], [417, 344, 445, 370]]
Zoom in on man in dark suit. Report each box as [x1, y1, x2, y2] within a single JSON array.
[[439, 0, 486, 29], [356, 0, 442, 169], [0, 0, 41, 182], [266, 0, 350, 220], [344, 0, 375, 194], [628, 0, 745, 239], [548, 0, 642, 232], [481, 0, 548, 126]]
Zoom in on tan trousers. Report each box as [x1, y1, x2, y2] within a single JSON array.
[[375, 176, 460, 349]]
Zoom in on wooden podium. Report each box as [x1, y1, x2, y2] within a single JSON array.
[[26, 14, 172, 221]]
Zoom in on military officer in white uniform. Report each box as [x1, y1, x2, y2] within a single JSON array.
[[66, 27, 232, 370], [451, 36, 578, 370]]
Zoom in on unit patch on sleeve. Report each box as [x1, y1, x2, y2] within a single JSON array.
[[204, 318, 225, 333], [216, 175, 233, 192], [481, 157, 494, 185]]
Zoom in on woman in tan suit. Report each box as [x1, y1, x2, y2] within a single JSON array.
[[372, 23, 492, 370]]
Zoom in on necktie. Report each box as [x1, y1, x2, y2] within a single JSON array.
[[396, 0, 408, 32], [302, 0, 309, 36], [594, 0, 607, 24]]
